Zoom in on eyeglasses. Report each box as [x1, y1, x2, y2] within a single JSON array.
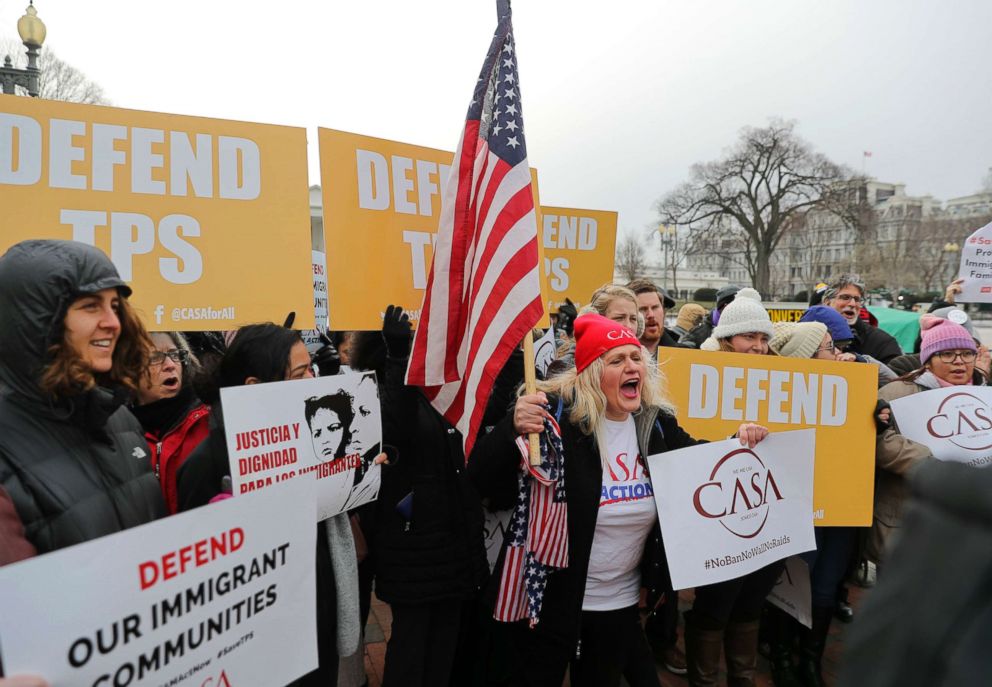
[[834, 294, 864, 305], [934, 350, 977, 364], [815, 340, 837, 353], [149, 349, 189, 366]]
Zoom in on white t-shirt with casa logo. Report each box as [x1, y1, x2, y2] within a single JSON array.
[[582, 415, 659, 611]]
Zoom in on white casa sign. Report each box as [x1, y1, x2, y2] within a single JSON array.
[[0, 479, 318, 687], [889, 386, 992, 468], [647, 429, 817, 589]]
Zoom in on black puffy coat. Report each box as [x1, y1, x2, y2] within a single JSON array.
[[468, 400, 703, 682], [852, 318, 902, 364], [372, 354, 489, 604], [0, 240, 165, 553]]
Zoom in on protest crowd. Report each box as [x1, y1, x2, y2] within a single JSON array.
[[3, 3, 992, 687], [1, 233, 988, 687]]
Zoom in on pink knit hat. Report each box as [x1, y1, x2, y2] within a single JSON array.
[[920, 315, 976, 364]]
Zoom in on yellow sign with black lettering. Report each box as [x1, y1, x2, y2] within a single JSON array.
[[658, 347, 876, 526], [0, 95, 313, 329]]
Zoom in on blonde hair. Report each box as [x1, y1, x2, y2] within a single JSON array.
[[530, 344, 674, 432], [583, 283, 645, 338]]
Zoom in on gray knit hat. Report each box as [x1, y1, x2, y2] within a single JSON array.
[[770, 322, 828, 359], [712, 288, 774, 339]]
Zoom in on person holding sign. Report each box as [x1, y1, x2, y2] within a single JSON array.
[[0, 240, 166, 554], [691, 288, 786, 687], [872, 316, 986, 570], [470, 313, 768, 687], [768, 322, 857, 687], [176, 324, 353, 687]]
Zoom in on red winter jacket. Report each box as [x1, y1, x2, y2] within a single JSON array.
[[146, 403, 210, 514]]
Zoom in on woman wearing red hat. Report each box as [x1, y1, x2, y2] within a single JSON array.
[[469, 313, 768, 687]]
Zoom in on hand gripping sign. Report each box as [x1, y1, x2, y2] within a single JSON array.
[[889, 386, 992, 468], [647, 429, 817, 589], [0, 479, 318, 687]]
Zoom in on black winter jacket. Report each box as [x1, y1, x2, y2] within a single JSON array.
[[468, 401, 704, 658], [0, 240, 165, 553], [373, 354, 489, 604], [852, 318, 902, 364]]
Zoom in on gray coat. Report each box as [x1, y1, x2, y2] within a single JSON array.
[[0, 240, 165, 553]]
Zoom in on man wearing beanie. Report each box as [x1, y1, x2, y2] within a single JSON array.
[[700, 288, 775, 352], [873, 315, 983, 570], [680, 285, 741, 348]]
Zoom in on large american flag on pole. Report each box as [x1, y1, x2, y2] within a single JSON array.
[[405, 1, 544, 456]]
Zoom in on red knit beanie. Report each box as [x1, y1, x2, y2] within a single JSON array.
[[574, 313, 640, 372]]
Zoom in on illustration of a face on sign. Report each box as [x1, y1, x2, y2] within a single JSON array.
[[693, 448, 785, 539], [306, 392, 353, 462], [347, 373, 383, 483]]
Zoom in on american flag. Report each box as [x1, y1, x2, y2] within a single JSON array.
[[494, 411, 568, 626], [405, 2, 544, 456]]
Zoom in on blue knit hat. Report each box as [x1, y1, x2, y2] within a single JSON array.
[[800, 306, 853, 343]]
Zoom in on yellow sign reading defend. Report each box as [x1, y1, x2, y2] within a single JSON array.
[[0, 96, 313, 330], [658, 347, 877, 526], [319, 128, 552, 331]]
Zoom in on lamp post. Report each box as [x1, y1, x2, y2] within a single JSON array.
[[1, 2, 47, 97], [943, 242, 960, 289]]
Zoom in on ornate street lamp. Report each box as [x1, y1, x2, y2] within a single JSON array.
[[1, 2, 47, 97]]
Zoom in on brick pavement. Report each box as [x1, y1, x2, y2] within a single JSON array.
[[359, 586, 863, 686]]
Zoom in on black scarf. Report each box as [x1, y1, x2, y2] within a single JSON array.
[[131, 384, 196, 438]]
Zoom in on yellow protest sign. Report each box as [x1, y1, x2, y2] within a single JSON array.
[[657, 347, 877, 526], [0, 96, 313, 330], [318, 128, 549, 330], [766, 308, 807, 323], [541, 206, 618, 312]]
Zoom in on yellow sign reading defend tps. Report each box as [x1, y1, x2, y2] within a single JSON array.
[[541, 206, 617, 312], [658, 347, 877, 526], [0, 95, 313, 330], [320, 129, 617, 330]]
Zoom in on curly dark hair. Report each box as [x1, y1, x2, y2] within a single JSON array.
[[40, 293, 152, 398], [305, 392, 355, 459]]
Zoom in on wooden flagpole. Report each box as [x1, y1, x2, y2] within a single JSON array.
[[522, 333, 541, 466]]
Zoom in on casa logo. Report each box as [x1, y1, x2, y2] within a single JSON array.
[[201, 671, 232, 686], [692, 448, 784, 539], [606, 328, 636, 341], [982, 286, 992, 294], [926, 392, 992, 451]]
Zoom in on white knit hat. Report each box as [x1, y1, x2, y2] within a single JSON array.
[[770, 322, 828, 359], [711, 288, 773, 339]]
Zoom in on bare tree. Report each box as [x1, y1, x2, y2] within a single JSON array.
[[1, 39, 109, 104], [658, 120, 843, 294], [615, 233, 648, 282]]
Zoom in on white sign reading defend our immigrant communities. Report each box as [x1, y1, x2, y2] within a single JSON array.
[[222, 372, 383, 521], [0, 479, 317, 687], [647, 429, 817, 590], [889, 386, 992, 468]]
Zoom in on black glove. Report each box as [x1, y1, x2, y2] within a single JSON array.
[[311, 333, 341, 377], [557, 298, 577, 337], [875, 399, 892, 435], [282, 311, 296, 329], [382, 305, 412, 358]]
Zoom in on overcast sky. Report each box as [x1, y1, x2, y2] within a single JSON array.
[[2, 0, 989, 252]]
